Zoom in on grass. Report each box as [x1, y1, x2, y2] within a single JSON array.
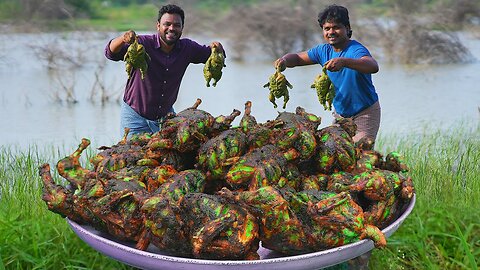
[[370, 124, 480, 270], [0, 145, 131, 269], [0, 123, 479, 269]]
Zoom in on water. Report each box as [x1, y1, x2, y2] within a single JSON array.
[[1, 31, 479, 151]]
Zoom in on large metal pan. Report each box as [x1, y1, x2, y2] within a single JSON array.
[[68, 194, 415, 270]]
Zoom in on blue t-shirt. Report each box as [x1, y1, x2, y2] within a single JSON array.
[[307, 40, 378, 117]]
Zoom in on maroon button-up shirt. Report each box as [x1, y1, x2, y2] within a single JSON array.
[[105, 34, 211, 120]]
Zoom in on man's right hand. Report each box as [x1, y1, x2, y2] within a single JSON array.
[[274, 57, 287, 72], [123, 30, 136, 44]]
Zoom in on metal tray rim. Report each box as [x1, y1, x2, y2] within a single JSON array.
[[68, 193, 416, 270]]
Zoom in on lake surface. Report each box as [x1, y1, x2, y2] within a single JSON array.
[[1, 31, 479, 151]]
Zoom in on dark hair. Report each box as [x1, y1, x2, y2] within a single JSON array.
[[317, 5, 352, 38], [158, 4, 185, 27]]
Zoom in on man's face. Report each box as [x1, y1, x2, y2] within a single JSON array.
[[157, 13, 183, 46], [322, 21, 350, 48]]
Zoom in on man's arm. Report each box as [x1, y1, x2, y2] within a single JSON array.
[[274, 51, 314, 71], [109, 30, 136, 54], [325, 56, 379, 74]]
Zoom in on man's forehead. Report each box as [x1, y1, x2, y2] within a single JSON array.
[[323, 20, 344, 26], [160, 13, 182, 23]]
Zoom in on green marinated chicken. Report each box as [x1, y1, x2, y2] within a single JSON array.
[[203, 43, 226, 87], [144, 164, 178, 193], [314, 118, 357, 174], [40, 163, 100, 227], [311, 66, 335, 111], [237, 100, 272, 150], [48, 138, 151, 242], [299, 173, 329, 191], [239, 101, 285, 151], [219, 186, 386, 254], [124, 30, 151, 80], [306, 190, 386, 248], [39, 101, 416, 260], [354, 149, 383, 174], [56, 138, 95, 190], [271, 107, 321, 162], [196, 101, 286, 182], [326, 171, 356, 193], [196, 128, 248, 181], [139, 169, 207, 254], [180, 192, 259, 260], [383, 152, 409, 173], [350, 169, 414, 228], [225, 144, 299, 191], [82, 178, 147, 242], [147, 99, 240, 153], [239, 101, 257, 134], [90, 128, 149, 175], [263, 67, 293, 109], [218, 186, 315, 255]]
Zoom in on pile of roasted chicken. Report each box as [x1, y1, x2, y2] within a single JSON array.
[[40, 99, 414, 260]]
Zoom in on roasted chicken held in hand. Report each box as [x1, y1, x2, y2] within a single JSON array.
[[204, 42, 225, 87]]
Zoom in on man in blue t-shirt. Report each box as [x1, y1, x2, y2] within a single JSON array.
[[275, 4, 381, 145]]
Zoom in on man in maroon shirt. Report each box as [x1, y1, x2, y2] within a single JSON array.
[[105, 4, 225, 136]]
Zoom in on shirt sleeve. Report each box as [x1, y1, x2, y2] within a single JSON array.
[[351, 43, 371, 59], [105, 39, 128, 61], [188, 39, 213, 64], [307, 44, 326, 65]]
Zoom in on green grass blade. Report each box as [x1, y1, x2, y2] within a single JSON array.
[[450, 216, 478, 269]]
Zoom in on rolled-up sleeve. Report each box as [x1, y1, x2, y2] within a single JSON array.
[[105, 39, 128, 61]]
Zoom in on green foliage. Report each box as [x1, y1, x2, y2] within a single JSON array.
[[64, 0, 95, 17], [0, 0, 24, 20], [76, 3, 158, 31], [371, 123, 480, 269], [192, 0, 261, 10]]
